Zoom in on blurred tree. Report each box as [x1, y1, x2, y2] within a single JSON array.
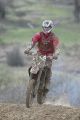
[[39, 0, 74, 5], [0, 0, 14, 19], [74, 0, 80, 23], [0, 0, 6, 19]]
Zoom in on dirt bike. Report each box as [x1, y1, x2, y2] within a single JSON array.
[[25, 52, 57, 108]]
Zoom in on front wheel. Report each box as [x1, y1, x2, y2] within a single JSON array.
[[37, 67, 49, 104], [26, 79, 35, 108], [37, 72, 46, 104]]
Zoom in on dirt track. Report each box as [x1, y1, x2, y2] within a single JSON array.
[[0, 103, 80, 120]]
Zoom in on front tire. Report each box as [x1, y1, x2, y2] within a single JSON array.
[[26, 79, 35, 108], [37, 70, 46, 104]]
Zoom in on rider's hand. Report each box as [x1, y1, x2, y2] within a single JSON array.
[[24, 49, 30, 54], [52, 49, 60, 60], [53, 55, 58, 60]]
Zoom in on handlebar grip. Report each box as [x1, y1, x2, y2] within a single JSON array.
[[53, 56, 58, 60], [24, 50, 33, 55]]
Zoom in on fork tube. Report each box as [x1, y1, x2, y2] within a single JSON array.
[[35, 68, 43, 95]]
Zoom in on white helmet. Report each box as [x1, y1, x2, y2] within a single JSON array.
[[42, 20, 53, 33]]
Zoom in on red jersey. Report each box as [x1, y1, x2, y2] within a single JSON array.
[[32, 32, 59, 55]]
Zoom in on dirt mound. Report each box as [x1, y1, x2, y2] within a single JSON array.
[[0, 103, 80, 120]]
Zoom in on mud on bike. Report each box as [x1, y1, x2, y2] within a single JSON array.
[[25, 52, 57, 108]]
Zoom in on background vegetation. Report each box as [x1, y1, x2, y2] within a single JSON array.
[[0, 0, 80, 45], [0, 0, 80, 106]]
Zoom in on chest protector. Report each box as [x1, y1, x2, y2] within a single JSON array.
[[38, 32, 55, 53]]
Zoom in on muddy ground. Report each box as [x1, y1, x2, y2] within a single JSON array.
[[0, 104, 80, 120]]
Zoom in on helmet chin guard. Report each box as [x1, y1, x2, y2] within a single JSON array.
[[42, 20, 53, 33]]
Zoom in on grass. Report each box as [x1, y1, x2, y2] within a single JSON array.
[[0, 3, 80, 45], [1, 22, 80, 46], [54, 23, 80, 45], [0, 2, 80, 68], [0, 63, 28, 88], [0, 28, 40, 44]]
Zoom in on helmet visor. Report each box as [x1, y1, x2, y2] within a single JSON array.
[[42, 26, 52, 33]]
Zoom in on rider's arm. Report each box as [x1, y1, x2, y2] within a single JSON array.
[[24, 32, 40, 54], [24, 42, 36, 54], [53, 36, 60, 58]]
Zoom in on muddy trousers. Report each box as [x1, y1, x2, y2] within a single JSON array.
[[28, 67, 51, 89], [28, 66, 52, 91]]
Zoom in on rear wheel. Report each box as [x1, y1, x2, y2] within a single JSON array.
[[37, 89, 45, 104]]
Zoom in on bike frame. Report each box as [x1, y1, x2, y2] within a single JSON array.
[[26, 52, 57, 107]]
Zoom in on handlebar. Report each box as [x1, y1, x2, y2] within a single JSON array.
[[24, 51, 58, 60]]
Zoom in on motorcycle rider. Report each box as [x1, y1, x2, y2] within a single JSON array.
[[24, 20, 60, 95]]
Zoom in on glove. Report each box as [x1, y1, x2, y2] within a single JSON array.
[[24, 49, 30, 54]]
